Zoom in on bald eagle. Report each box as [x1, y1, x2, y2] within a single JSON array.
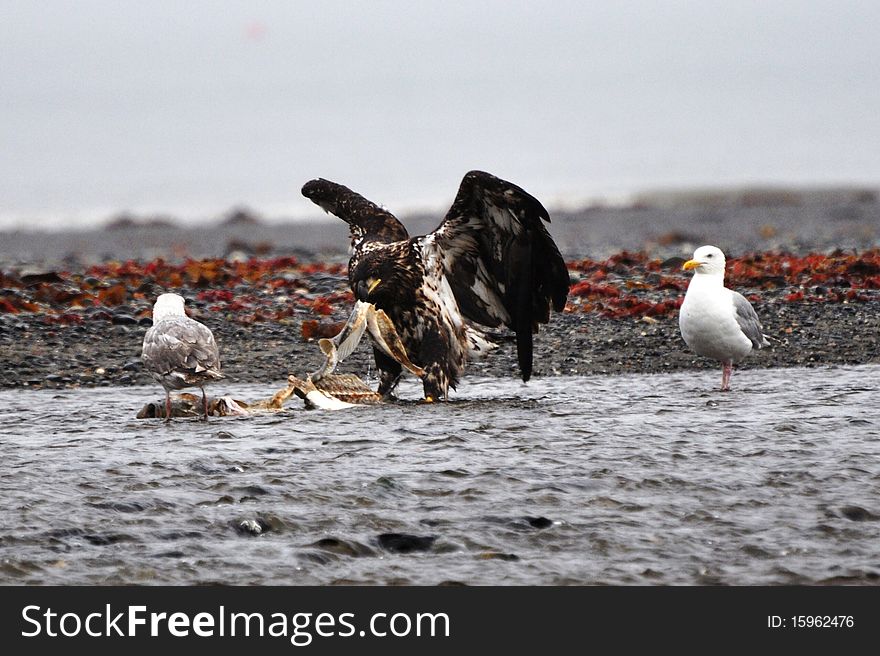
[[301, 170, 569, 401]]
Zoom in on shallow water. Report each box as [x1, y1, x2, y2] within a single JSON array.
[[1, 366, 878, 585]]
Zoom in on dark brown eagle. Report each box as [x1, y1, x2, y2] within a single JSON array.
[[301, 170, 569, 401]]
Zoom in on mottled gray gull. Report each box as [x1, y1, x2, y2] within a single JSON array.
[[142, 293, 224, 421], [679, 245, 769, 391]]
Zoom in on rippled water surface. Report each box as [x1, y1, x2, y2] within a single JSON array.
[[1, 366, 878, 585]]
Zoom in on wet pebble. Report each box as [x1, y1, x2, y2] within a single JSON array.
[[506, 516, 553, 530], [524, 516, 553, 529], [111, 313, 139, 325], [233, 485, 270, 497], [839, 505, 878, 521], [196, 495, 235, 506], [376, 533, 436, 553], [310, 537, 375, 557], [478, 552, 520, 561]]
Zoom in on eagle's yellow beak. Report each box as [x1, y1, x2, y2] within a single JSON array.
[[682, 259, 701, 271], [367, 277, 382, 294]]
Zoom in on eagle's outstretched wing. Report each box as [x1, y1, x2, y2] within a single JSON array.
[[301, 178, 409, 243], [424, 170, 569, 381]]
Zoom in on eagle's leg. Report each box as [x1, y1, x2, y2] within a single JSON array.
[[420, 363, 449, 402], [373, 347, 402, 398], [413, 329, 455, 401], [422, 373, 447, 402]]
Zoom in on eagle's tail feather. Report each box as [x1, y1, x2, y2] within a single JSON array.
[[516, 330, 533, 383]]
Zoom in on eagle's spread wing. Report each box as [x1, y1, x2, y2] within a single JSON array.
[[425, 170, 569, 381], [301, 178, 409, 243]]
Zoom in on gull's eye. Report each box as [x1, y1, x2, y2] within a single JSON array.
[[706, 253, 714, 258]]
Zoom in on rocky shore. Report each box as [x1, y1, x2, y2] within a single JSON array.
[[1, 242, 878, 391]]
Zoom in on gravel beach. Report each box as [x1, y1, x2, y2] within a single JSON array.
[[1, 193, 879, 392]]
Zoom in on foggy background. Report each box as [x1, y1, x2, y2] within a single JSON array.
[[1, 0, 879, 230]]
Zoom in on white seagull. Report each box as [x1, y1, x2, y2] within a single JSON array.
[[679, 245, 769, 391], [142, 293, 224, 421]]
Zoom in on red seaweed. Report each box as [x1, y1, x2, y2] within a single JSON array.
[[1, 250, 878, 324]]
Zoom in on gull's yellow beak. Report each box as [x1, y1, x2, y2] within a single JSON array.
[[367, 277, 382, 294], [682, 259, 701, 271]]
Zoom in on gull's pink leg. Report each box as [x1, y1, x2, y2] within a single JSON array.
[[721, 361, 732, 392], [165, 390, 172, 423]]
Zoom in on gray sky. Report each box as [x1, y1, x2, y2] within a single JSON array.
[[1, 0, 879, 227]]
